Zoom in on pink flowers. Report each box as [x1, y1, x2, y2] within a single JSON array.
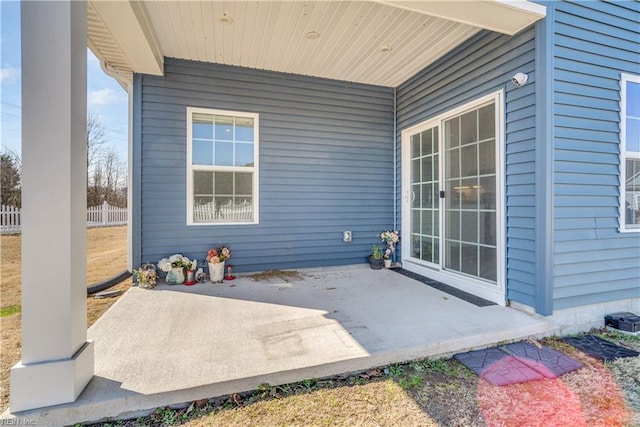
[[381, 230, 399, 245], [207, 246, 230, 264], [381, 230, 399, 259]]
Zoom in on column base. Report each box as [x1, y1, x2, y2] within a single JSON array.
[[10, 340, 94, 413]]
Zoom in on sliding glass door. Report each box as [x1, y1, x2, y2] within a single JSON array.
[[443, 103, 497, 282], [402, 92, 503, 302], [409, 125, 440, 265]]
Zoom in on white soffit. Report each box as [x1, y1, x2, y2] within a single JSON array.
[[88, 1, 163, 76], [87, 4, 130, 77], [378, 0, 546, 36], [87, 1, 546, 88]]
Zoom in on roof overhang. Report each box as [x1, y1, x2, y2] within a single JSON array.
[[377, 0, 546, 36], [88, 0, 163, 84], [87, 0, 546, 88]]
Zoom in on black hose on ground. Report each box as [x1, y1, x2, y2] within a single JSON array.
[[87, 270, 132, 295]]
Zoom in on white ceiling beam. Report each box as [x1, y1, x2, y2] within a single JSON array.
[[375, 0, 546, 36], [89, 0, 163, 75]]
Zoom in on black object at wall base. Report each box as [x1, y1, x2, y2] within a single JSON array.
[[605, 312, 640, 333]]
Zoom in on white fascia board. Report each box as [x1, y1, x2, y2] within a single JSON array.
[[375, 0, 546, 36], [89, 0, 163, 75]]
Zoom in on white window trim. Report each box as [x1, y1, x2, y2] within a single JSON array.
[[186, 107, 260, 226], [619, 73, 640, 233]]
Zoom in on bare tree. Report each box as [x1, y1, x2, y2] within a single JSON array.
[[0, 115, 125, 210], [87, 161, 104, 207], [87, 112, 107, 178], [87, 145, 126, 207], [86, 113, 127, 207], [102, 147, 127, 206], [0, 149, 21, 207]]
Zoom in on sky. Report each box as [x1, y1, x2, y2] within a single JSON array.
[[1, 1, 128, 158]]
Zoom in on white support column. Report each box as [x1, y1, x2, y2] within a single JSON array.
[[11, 0, 94, 412]]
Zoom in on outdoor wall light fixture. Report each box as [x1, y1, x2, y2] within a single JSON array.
[[511, 72, 528, 87], [379, 44, 393, 53], [305, 31, 320, 40], [219, 14, 234, 25]]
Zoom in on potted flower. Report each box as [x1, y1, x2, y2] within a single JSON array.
[[381, 230, 399, 268], [157, 254, 197, 285], [184, 259, 198, 286], [383, 248, 393, 268], [207, 246, 230, 283], [369, 244, 383, 270], [133, 262, 158, 289]]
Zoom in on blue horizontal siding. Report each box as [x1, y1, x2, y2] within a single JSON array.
[[508, 184, 536, 196], [555, 246, 639, 264], [397, 31, 534, 121], [509, 259, 536, 275], [134, 59, 394, 272], [554, 271, 639, 295], [554, 288, 640, 311], [555, 206, 619, 219], [508, 226, 536, 240], [549, 0, 640, 309], [554, 139, 620, 155], [555, 185, 617, 201], [553, 237, 638, 254], [508, 217, 536, 229], [555, 172, 620, 187]]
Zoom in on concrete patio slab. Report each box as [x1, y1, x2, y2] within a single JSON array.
[[3, 265, 550, 426]]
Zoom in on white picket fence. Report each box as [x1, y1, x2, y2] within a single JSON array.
[[1, 201, 127, 234], [193, 200, 253, 222], [0, 205, 21, 234], [87, 201, 128, 227]]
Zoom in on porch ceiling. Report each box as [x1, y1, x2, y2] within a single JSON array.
[[87, 0, 545, 88]]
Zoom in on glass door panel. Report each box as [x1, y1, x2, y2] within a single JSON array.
[[443, 103, 497, 283], [409, 127, 439, 264]]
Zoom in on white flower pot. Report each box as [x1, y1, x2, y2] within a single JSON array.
[[209, 261, 225, 282], [384, 259, 392, 268]]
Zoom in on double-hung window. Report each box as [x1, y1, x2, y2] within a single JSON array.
[[187, 108, 259, 225], [620, 74, 640, 232]]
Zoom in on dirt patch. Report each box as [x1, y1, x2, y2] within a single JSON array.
[[0, 226, 131, 412], [247, 269, 304, 283], [381, 358, 483, 427]]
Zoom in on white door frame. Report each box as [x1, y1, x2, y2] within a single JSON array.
[[401, 90, 506, 305]]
